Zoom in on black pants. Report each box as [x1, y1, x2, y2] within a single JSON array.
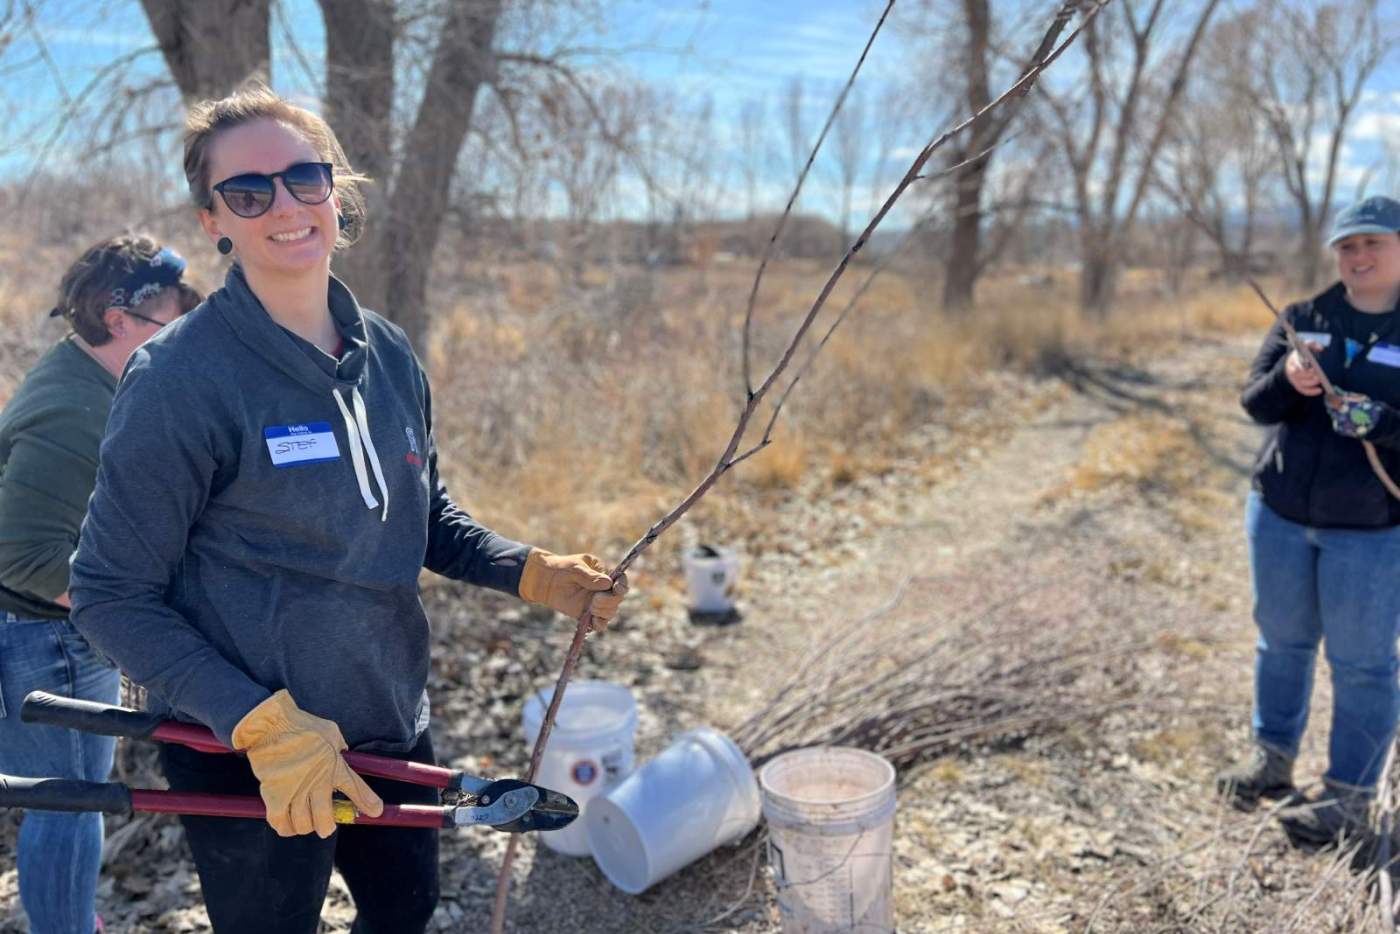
[[159, 730, 440, 934]]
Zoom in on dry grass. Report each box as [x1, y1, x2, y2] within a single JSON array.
[[0, 218, 1278, 561], [419, 260, 1278, 561], [1065, 416, 1201, 494]]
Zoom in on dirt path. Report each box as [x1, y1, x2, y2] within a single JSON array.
[[4, 333, 1377, 933]]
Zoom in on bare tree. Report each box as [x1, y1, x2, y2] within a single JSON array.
[[898, 0, 1077, 311], [865, 85, 908, 219], [138, 0, 502, 354], [370, 0, 503, 354], [544, 81, 635, 283], [1038, 0, 1222, 315], [319, 0, 395, 305], [937, 0, 1086, 311], [782, 74, 806, 184], [831, 86, 864, 245], [140, 0, 270, 102], [736, 97, 766, 221], [1233, 0, 1391, 289], [135, 0, 656, 356], [1154, 9, 1277, 279]]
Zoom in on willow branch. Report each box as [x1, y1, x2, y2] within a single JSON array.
[[488, 5, 1104, 931]]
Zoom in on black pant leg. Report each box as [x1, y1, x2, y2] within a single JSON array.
[[159, 741, 336, 934], [334, 730, 441, 934]]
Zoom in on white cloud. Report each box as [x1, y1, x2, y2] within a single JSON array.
[[1352, 111, 1400, 142]]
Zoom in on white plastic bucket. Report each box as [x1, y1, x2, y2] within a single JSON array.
[[682, 544, 740, 613], [758, 747, 897, 934], [586, 727, 761, 894], [521, 680, 638, 856]]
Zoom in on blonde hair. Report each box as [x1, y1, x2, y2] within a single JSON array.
[[183, 80, 368, 249]]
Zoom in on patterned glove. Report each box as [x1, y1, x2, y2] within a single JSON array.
[[1327, 391, 1384, 439]]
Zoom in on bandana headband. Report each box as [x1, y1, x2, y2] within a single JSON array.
[[49, 247, 188, 318]]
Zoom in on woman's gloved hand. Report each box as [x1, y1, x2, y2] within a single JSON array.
[[232, 690, 384, 838], [1326, 391, 1384, 439], [518, 549, 630, 631]]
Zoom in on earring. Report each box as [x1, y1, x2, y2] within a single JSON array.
[[217, 237, 233, 255], [337, 214, 348, 232]]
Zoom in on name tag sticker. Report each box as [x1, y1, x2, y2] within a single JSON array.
[[1368, 342, 1400, 368], [264, 422, 341, 467], [1296, 331, 1332, 348]]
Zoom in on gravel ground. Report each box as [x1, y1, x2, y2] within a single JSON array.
[[4, 333, 1388, 933]]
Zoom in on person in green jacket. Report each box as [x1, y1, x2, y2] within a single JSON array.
[[0, 234, 198, 934]]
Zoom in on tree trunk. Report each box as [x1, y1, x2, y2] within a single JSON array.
[[941, 157, 988, 312], [1079, 249, 1117, 318], [1298, 226, 1324, 292], [940, 0, 991, 314], [938, 0, 1075, 313], [140, 0, 270, 104], [321, 0, 396, 310], [381, 0, 503, 357]]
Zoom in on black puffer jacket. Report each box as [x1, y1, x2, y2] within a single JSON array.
[[1242, 282, 1400, 529]]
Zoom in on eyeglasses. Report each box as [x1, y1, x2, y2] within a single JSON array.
[[122, 308, 174, 329], [211, 162, 335, 219]]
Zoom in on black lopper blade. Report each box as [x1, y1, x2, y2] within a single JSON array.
[[481, 780, 579, 834]]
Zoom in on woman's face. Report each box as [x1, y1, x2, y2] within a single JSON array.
[[199, 118, 339, 279], [1334, 232, 1400, 302]]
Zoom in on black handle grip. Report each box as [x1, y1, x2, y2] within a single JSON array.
[[21, 690, 164, 739], [0, 774, 133, 814]]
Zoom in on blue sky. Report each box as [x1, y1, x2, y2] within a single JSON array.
[[4, 1, 1399, 225], [2, 0, 925, 221]]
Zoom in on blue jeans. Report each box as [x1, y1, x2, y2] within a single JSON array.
[[1247, 492, 1400, 790], [0, 614, 120, 934]]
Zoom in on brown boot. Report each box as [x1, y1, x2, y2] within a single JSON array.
[[1216, 742, 1295, 804]]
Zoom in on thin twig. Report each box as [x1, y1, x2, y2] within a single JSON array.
[[741, 0, 896, 398]]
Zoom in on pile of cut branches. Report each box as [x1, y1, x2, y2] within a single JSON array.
[[733, 570, 1143, 771]]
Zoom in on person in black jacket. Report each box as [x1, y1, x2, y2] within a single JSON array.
[[1218, 195, 1400, 844]]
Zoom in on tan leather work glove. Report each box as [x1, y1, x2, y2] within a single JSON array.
[[232, 690, 384, 838], [518, 549, 630, 631]]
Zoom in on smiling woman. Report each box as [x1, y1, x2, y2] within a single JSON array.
[[63, 80, 630, 934], [1220, 195, 1400, 846]]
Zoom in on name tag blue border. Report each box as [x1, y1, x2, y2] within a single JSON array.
[[264, 422, 341, 468]]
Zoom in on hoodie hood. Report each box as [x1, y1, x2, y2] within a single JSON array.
[[210, 263, 370, 392]]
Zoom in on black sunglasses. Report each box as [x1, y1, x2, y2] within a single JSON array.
[[211, 162, 335, 218]]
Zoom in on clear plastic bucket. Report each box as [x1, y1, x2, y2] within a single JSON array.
[[682, 544, 740, 613], [758, 747, 897, 933], [521, 680, 638, 856], [586, 727, 761, 894]]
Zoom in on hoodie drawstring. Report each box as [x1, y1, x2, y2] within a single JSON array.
[[333, 386, 389, 523]]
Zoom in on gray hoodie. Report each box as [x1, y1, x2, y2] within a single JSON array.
[[70, 264, 530, 750]]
